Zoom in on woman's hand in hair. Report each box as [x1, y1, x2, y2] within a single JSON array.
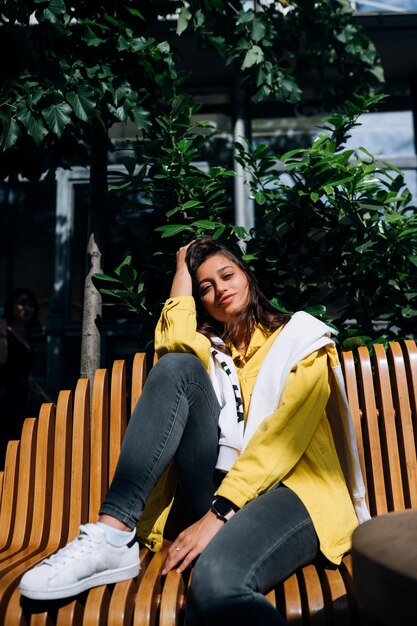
[[161, 510, 224, 575], [169, 241, 195, 298]]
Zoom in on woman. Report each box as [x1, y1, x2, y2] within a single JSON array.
[[20, 238, 367, 625], [0, 288, 47, 467]]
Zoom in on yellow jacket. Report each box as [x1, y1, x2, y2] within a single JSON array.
[[136, 296, 358, 564]]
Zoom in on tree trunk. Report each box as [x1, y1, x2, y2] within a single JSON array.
[[80, 118, 108, 386], [80, 234, 102, 382]]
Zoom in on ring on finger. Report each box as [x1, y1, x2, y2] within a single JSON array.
[[175, 546, 180, 552]]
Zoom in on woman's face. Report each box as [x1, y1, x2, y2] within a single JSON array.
[[13, 294, 35, 324], [196, 253, 249, 324]]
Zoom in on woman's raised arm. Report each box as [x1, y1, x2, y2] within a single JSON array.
[[169, 242, 194, 298]]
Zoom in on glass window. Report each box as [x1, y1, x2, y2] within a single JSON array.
[[353, 0, 417, 12]]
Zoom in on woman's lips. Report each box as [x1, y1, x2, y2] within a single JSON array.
[[218, 294, 234, 306]]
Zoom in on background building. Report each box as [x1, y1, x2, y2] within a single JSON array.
[[1, 2, 416, 399]]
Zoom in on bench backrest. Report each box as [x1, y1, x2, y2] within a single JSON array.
[[2, 341, 417, 548], [341, 340, 417, 517]]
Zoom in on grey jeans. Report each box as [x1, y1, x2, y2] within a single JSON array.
[[100, 353, 318, 626]]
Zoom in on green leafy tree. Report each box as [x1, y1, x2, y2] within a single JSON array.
[[235, 95, 417, 341], [176, 0, 383, 106], [93, 0, 384, 324], [0, 0, 385, 367], [0, 0, 180, 380]]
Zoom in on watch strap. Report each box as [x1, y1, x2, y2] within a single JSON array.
[[211, 497, 238, 522]]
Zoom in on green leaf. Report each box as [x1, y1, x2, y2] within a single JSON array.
[[242, 45, 264, 70], [255, 191, 266, 205], [93, 273, 122, 284], [155, 224, 193, 237], [126, 7, 144, 19], [238, 10, 255, 24], [131, 106, 151, 131], [108, 181, 132, 191], [177, 6, 192, 35], [231, 225, 248, 240], [16, 107, 48, 144], [213, 224, 226, 238], [280, 148, 305, 161], [251, 19, 266, 43], [67, 87, 96, 122], [342, 337, 365, 349], [121, 156, 136, 176], [42, 102, 73, 136], [304, 305, 327, 318], [270, 298, 292, 314], [37, 0, 66, 23], [2, 118, 22, 150], [191, 220, 216, 229], [120, 264, 137, 290], [82, 25, 106, 47], [182, 200, 203, 209], [115, 253, 133, 277]]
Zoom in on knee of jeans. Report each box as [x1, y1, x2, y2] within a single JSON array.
[[189, 553, 242, 615], [154, 352, 204, 377]]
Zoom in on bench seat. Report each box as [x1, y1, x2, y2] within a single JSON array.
[[0, 341, 416, 625]]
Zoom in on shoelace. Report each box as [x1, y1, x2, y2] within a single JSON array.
[[43, 525, 103, 567]]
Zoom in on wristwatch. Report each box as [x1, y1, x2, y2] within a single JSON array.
[[210, 497, 238, 522]]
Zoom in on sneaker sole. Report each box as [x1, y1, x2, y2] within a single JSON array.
[[20, 562, 140, 601]]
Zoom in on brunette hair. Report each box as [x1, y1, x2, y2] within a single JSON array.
[[4, 288, 39, 333], [186, 238, 290, 350]]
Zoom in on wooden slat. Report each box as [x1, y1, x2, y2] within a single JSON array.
[[159, 571, 185, 626], [109, 360, 126, 483], [131, 352, 147, 415], [0, 418, 37, 562], [30, 613, 55, 626], [0, 390, 73, 622], [403, 339, 417, 445], [55, 600, 84, 626], [300, 565, 325, 625], [4, 585, 26, 625], [0, 471, 3, 509], [283, 573, 303, 624], [373, 343, 405, 512], [83, 585, 111, 626], [339, 554, 359, 623], [357, 346, 387, 516], [388, 342, 417, 508], [0, 441, 20, 552], [133, 544, 170, 626], [107, 578, 139, 626], [0, 403, 55, 577], [68, 378, 90, 541], [320, 567, 350, 626], [89, 369, 109, 522]]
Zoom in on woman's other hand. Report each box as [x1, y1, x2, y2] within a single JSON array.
[[161, 510, 224, 575], [169, 241, 195, 298]]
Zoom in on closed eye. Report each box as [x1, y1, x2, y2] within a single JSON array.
[[200, 283, 213, 295]]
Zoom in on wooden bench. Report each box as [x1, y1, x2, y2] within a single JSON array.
[[0, 340, 416, 625]]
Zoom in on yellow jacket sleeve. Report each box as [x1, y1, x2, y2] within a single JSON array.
[[154, 296, 212, 370], [215, 347, 331, 508]]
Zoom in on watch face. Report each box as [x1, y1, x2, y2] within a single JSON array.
[[213, 498, 233, 516]]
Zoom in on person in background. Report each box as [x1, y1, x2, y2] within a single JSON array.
[[19, 239, 368, 625], [0, 288, 49, 467]]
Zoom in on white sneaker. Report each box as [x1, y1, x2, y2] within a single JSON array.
[[19, 523, 140, 600]]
